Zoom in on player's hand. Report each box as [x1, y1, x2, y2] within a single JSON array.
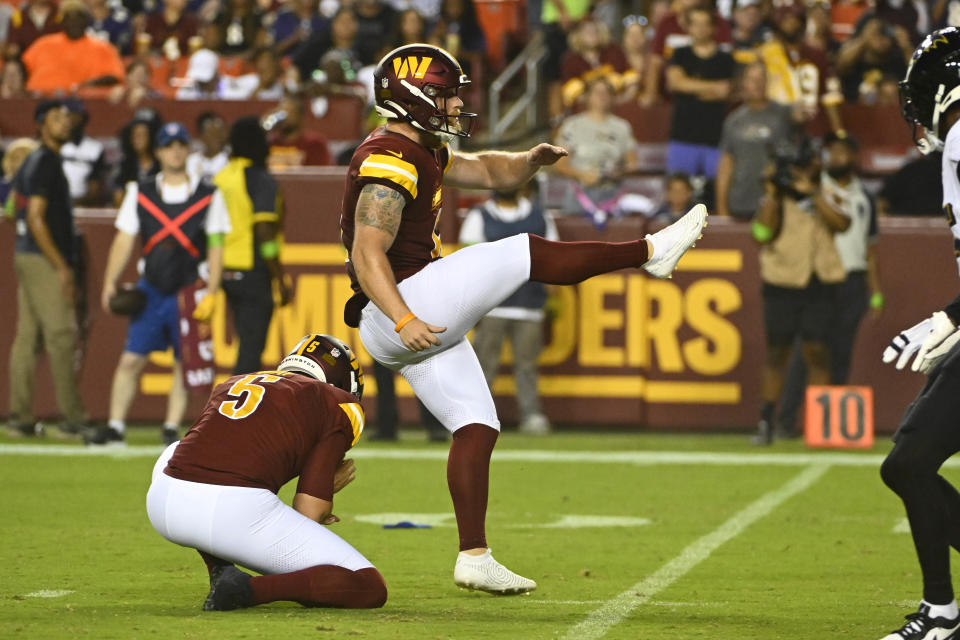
[[918, 329, 960, 374], [399, 317, 446, 352], [333, 458, 356, 493], [913, 311, 958, 373], [321, 514, 340, 525], [101, 281, 116, 312], [526, 143, 568, 167], [193, 293, 215, 322], [882, 315, 935, 370]]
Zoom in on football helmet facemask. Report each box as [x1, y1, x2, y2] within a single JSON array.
[[373, 43, 477, 138], [278, 334, 365, 401], [900, 27, 960, 154]]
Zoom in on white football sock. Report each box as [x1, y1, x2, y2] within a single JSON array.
[[108, 420, 125, 434], [924, 600, 959, 620]]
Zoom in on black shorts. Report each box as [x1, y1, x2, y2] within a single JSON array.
[[762, 278, 839, 347]]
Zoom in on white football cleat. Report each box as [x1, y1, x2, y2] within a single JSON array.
[[642, 203, 708, 279], [453, 549, 537, 595], [879, 603, 960, 639]]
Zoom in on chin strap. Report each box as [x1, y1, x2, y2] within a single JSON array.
[[926, 82, 960, 154]]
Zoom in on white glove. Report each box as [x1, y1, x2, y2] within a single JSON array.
[[918, 326, 960, 374], [882, 316, 934, 370], [912, 311, 957, 372]]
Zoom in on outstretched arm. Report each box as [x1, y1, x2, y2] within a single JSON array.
[[444, 144, 568, 190], [351, 183, 446, 351]]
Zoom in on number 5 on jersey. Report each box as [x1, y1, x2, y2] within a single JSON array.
[[218, 374, 282, 420]]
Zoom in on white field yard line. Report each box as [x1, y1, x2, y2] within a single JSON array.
[[561, 464, 830, 640], [0, 445, 907, 467]]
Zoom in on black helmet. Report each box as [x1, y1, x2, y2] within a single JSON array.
[[278, 334, 364, 400], [900, 27, 960, 153]]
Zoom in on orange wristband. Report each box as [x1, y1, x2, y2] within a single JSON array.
[[394, 312, 417, 333]]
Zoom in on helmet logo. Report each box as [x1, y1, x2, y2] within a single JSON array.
[[925, 34, 950, 52], [381, 77, 388, 88], [393, 56, 433, 79]]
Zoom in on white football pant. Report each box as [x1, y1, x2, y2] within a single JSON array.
[[146, 442, 374, 575], [359, 233, 533, 433]]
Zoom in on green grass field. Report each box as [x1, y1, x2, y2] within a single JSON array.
[[0, 429, 946, 639]]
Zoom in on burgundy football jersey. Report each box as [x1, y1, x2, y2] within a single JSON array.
[[339, 126, 452, 327], [164, 371, 365, 501]]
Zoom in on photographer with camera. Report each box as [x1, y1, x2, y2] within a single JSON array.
[[751, 137, 850, 445]]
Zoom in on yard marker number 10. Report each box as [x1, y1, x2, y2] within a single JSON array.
[[803, 386, 874, 449]]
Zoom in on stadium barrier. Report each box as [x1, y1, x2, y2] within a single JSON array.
[[0, 168, 948, 431]]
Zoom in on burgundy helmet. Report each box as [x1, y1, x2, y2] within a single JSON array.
[[373, 43, 477, 137], [278, 334, 365, 400]]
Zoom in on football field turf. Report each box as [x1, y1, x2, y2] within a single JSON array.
[[0, 430, 944, 639]]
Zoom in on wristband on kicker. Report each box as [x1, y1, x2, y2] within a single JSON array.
[[394, 313, 417, 333]]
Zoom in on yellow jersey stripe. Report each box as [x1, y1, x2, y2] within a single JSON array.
[[338, 402, 365, 445], [362, 154, 419, 179], [359, 162, 419, 199]]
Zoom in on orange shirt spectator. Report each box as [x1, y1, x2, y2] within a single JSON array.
[[24, 32, 126, 92], [23, 0, 124, 93]]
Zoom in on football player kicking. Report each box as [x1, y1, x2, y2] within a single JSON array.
[[145, 334, 387, 611], [340, 43, 707, 595], [879, 27, 960, 640]]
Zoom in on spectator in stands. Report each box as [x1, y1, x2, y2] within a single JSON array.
[[751, 137, 849, 445], [177, 48, 228, 99], [108, 59, 160, 108], [541, 0, 592, 118], [831, 0, 868, 43], [388, 8, 427, 48], [620, 15, 649, 100], [716, 62, 797, 220], [142, 0, 200, 60], [0, 138, 39, 208], [429, 0, 485, 62], [651, 171, 695, 222], [756, 1, 843, 131], [214, 116, 291, 374], [875, 0, 920, 45], [7, 100, 89, 438], [91, 122, 230, 447], [215, 0, 266, 55], [269, 0, 328, 56], [804, 0, 838, 56], [877, 152, 943, 217], [0, 58, 28, 98], [60, 98, 107, 207], [559, 18, 628, 108], [641, 0, 731, 106], [664, 7, 735, 180], [459, 184, 559, 436], [264, 94, 331, 168], [23, 0, 125, 93], [835, 16, 910, 103], [292, 6, 358, 84], [187, 111, 229, 184], [730, 0, 766, 61], [353, 0, 395, 65], [5, 0, 60, 59], [552, 76, 642, 226], [113, 109, 162, 206], [88, 0, 133, 55], [224, 46, 285, 99]]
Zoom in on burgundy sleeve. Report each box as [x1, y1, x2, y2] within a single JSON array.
[[296, 430, 348, 501]]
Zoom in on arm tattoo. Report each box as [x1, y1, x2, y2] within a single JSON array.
[[355, 183, 405, 239]]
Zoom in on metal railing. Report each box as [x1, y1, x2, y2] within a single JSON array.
[[487, 32, 547, 143]]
